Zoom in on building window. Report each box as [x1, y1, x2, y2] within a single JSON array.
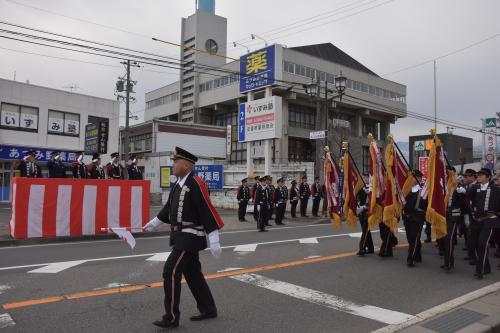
[[288, 137, 314, 162], [183, 36, 195, 45], [182, 101, 193, 108], [362, 118, 378, 138], [289, 104, 315, 130], [146, 92, 179, 109], [183, 93, 194, 99], [48, 110, 80, 136], [0, 102, 39, 132], [362, 146, 370, 175], [183, 76, 194, 84]]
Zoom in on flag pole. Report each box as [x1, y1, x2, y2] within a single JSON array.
[[391, 134, 423, 187], [332, 139, 367, 187]]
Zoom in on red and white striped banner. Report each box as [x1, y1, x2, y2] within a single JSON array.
[[9, 178, 150, 239]]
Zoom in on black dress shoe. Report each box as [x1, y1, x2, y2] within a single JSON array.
[[258, 229, 268, 232], [357, 251, 366, 257], [424, 239, 432, 243], [366, 249, 375, 254], [190, 312, 217, 321], [153, 319, 178, 329], [475, 273, 483, 279]]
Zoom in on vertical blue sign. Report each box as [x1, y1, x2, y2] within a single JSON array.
[[238, 103, 246, 142], [239, 45, 276, 93]]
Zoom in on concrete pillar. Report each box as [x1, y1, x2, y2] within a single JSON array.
[[264, 86, 272, 175]]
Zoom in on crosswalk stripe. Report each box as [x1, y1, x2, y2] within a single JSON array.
[[146, 252, 171, 261], [0, 313, 15, 328], [299, 238, 319, 244], [28, 260, 87, 274], [231, 273, 415, 325], [234, 244, 258, 252]]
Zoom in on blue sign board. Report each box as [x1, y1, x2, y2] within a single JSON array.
[[0, 145, 78, 163], [239, 45, 276, 93], [161, 165, 224, 190], [238, 103, 246, 142]]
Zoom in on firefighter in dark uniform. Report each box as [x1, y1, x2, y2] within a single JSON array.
[[88, 153, 105, 179], [402, 170, 427, 267], [311, 176, 323, 217], [252, 176, 260, 222], [441, 169, 467, 271], [18, 150, 42, 178], [144, 147, 224, 329], [47, 151, 66, 178], [265, 175, 274, 225], [255, 175, 270, 232], [274, 177, 288, 225], [356, 173, 374, 256], [299, 175, 311, 217], [236, 178, 250, 222], [106, 152, 124, 179], [462, 169, 478, 263], [127, 155, 143, 180], [464, 168, 500, 279], [71, 151, 87, 179], [289, 180, 299, 218]]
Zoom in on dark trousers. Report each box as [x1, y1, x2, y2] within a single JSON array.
[[291, 200, 298, 218], [268, 204, 274, 221], [424, 221, 432, 240], [443, 215, 460, 268], [359, 216, 374, 253], [163, 249, 217, 323], [470, 220, 495, 275], [258, 205, 269, 231], [494, 227, 500, 255], [238, 200, 248, 221], [253, 203, 259, 222], [312, 198, 321, 216], [378, 223, 393, 257], [275, 203, 286, 225], [404, 214, 425, 263], [300, 197, 309, 216]]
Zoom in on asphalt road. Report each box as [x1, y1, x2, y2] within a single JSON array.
[[1, 221, 499, 332]]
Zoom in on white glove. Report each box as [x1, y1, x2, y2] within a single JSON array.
[[143, 217, 163, 232], [208, 230, 221, 258], [456, 186, 466, 194]]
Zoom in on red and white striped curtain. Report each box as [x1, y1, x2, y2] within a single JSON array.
[[9, 178, 150, 239]]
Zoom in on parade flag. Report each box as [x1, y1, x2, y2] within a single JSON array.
[[110, 228, 137, 249], [324, 147, 342, 227], [444, 168, 458, 211], [368, 135, 384, 230], [394, 147, 413, 198], [425, 130, 448, 239], [341, 144, 364, 228], [382, 139, 402, 234]]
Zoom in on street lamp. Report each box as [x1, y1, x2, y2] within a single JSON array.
[[334, 71, 347, 100]]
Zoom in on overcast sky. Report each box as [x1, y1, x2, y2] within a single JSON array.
[[1, 0, 499, 145]]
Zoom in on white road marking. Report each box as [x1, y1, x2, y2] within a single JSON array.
[[234, 244, 258, 252], [93, 283, 130, 290], [146, 252, 171, 262], [0, 313, 15, 328], [304, 255, 321, 259], [28, 260, 87, 274], [231, 273, 415, 325], [348, 232, 363, 238], [372, 281, 500, 333], [217, 267, 244, 273], [299, 237, 319, 244], [0, 285, 10, 295]]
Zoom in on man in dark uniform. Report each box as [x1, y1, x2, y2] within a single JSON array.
[[267, 176, 276, 221], [106, 152, 124, 179], [274, 177, 288, 225], [236, 178, 250, 222], [441, 170, 467, 272], [88, 153, 105, 179], [18, 150, 42, 178], [299, 175, 311, 217], [127, 155, 143, 180], [356, 173, 374, 256], [252, 176, 260, 222], [255, 175, 269, 232], [47, 151, 66, 178], [289, 180, 299, 218], [71, 151, 87, 179], [144, 147, 224, 329], [464, 168, 500, 279], [311, 176, 323, 217], [462, 168, 478, 263], [402, 170, 428, 267]]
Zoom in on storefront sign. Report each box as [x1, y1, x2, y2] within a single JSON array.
[[240, 45, 276, 93], [0, 145, 77, 162], [160, 165, 224, 190], [419, 156, 429, 181], [238, 96, 282, 142], [483, 118, 497, 169]]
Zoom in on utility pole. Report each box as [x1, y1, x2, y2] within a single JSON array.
[[117, 60, 139, 162], [434, 60, 437, 131]]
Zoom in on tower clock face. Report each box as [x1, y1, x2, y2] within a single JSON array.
[[205, 39, 218, 54]]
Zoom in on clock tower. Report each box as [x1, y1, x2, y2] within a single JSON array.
[[178, 0, 227, 123]]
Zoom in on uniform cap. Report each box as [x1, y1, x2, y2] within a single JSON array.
[[110, 152, 119, 158], [477, 168, 492, 177], [171, 147, 198, 164]]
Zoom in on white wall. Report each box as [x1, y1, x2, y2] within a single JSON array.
[[156, 132, 226, 159]]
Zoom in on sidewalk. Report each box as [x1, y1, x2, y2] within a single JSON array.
[[0, 202, 329, 246]]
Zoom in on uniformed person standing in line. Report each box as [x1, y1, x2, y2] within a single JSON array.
[[18, 150, 42, 178], [255, 175, 269, 232], [356, 173, 374, 256], [274, 177, 288, 225], [236, 178, 250, 222], [88, 153, 105, 179], [47, 151, 66, 178], [127, 155, 143, 180], [106, 152, 124, 179], [71, 151, 87, 179], [441, 170, 467, 272], [462, 169, 478, 263], [402, 170, 427, 267], [289, 180, 299, 218], [463, 168, 500, 279], [311, 176, 323, 217], [252, 176, 260, 222], [299, 175, 311, 217], [144, 147, 224, 329], [265, 176, 274, 224]]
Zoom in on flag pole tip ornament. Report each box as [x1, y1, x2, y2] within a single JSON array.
[[324, 146, 330, 153], [367, 133, 374, 141], [342, 141, 348, 149], [429, 128, 437, 136], [387, 133, 394, 143]]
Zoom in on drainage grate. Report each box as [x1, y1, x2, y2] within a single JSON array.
[[421, 308, 487, 333]]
